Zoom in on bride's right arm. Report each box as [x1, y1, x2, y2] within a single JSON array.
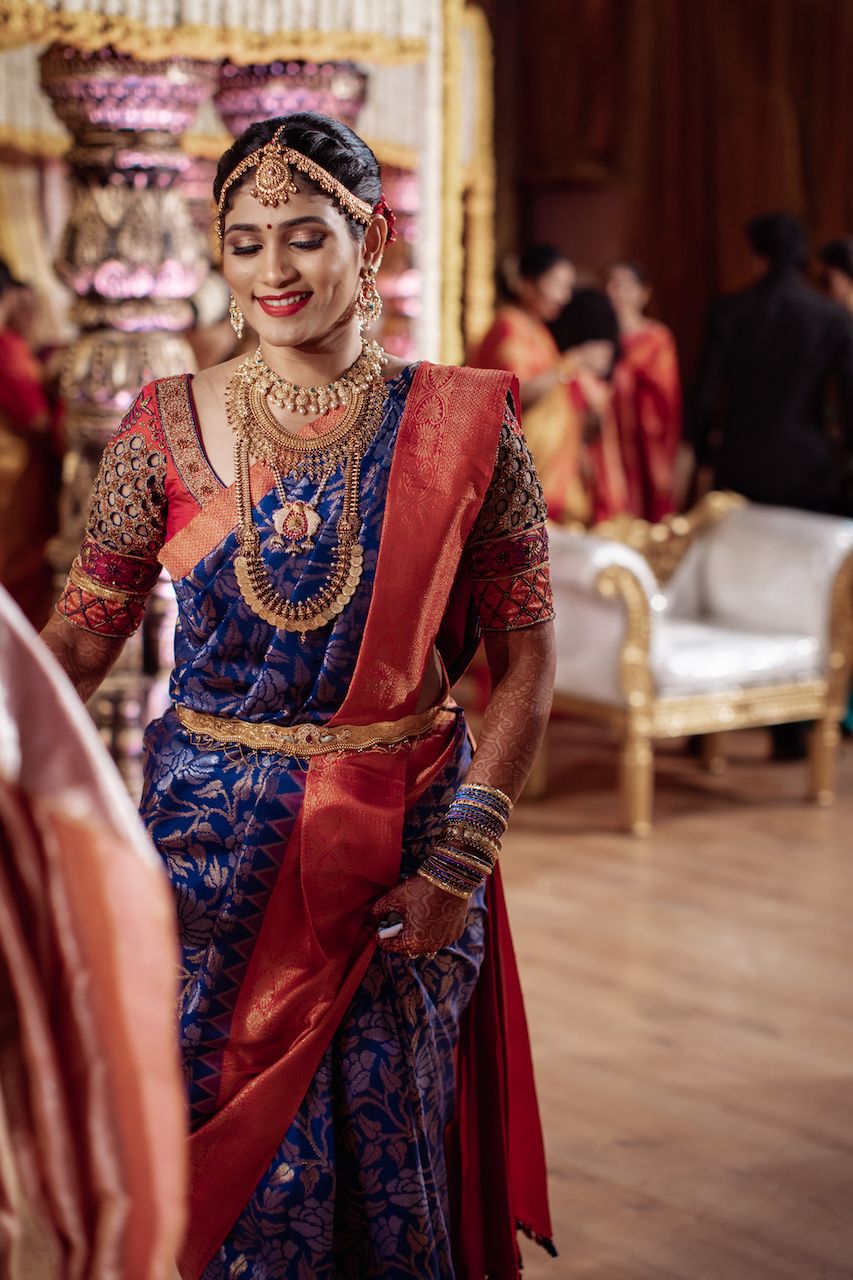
[[40, 384, 168, 701], [40, 616, 127, 702]]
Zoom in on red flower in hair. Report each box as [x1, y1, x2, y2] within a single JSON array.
[[374, 192, 397, 243]]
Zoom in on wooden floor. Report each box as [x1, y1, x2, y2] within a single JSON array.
[[502, 720, 853, 1280]]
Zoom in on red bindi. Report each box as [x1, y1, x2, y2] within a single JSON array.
[[266, 223, 272, 229]]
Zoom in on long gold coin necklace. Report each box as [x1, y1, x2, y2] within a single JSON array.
[[224, 344, 388, 634]]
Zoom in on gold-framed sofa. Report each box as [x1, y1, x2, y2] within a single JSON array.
[[546, 494, 853, 834]]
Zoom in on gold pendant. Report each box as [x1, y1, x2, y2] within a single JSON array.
[[271, 501, 322, 554]]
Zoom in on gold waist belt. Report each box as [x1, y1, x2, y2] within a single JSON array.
[[174, 700, 452, 757]]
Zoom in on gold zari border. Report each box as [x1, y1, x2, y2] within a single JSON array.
[[68, 560, 146, 604]]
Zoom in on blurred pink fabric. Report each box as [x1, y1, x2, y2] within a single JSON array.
[[0, 586, 185, 1279]]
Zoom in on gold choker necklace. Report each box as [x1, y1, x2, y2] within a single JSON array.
[[246, 339, 386, 416], [225, 359, 388, 634]]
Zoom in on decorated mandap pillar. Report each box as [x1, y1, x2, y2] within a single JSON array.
[[40, 44, 218, 790]]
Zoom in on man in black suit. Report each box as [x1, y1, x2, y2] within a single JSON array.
[[686, 214, 853, 759], [688, 212, 853, 514]]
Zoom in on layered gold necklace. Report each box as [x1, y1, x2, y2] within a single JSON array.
[[224, 346, 388, 634]]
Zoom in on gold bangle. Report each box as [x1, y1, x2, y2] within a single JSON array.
[[462, 783, 514, 811], [435, 845, 494, 876], [444, 826, 501, 860], [448, 797, 509, 827], [416, 866, 472, 900]]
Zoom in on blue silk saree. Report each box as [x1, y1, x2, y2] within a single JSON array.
[[56, 361, 555, 1279]]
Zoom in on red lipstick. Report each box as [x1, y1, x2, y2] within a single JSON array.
[[255, 291, 312, 317]]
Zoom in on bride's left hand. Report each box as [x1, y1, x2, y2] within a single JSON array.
[[371, 875, 471, 958]]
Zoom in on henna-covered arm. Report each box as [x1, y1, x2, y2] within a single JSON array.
[[375, 395, 557, 958], [41, 613, 126, 702], [466, 621, 555, 802], [373, 621, 555, 958]]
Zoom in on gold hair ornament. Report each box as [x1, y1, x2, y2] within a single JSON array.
[[217, 126, 374, 236]]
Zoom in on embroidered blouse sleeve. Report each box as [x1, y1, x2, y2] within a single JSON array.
[[55, 384, 167, 638], [465, 397, 555, 631]]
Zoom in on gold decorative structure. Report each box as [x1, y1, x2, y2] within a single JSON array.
[[460, 4, 496, 351], [589, 490, 747, 585], [550, 495, 853, 836], [439, 0, 466, 365], [40, 43, 217, 791], [0, 6, 495, 365], [0, 4, 428, 64]]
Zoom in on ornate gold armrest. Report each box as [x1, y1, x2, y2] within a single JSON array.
[[596, 563, 655, 723], [591, 491, 746, 586], [827, 551, 853, 715]]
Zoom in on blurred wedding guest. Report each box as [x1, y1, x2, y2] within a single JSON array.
[[7, 282, 68, 421], [547, 287, 629, 523], [686, 212, 853, 514], [818, 238, 853, 517], [0, 585, 185, 1279], [473, 245, 600, 524], [0, 261, 62, 628], [819, 237, 853, 313], [606, 261, 682, 521], [471, 243, 575, 408]]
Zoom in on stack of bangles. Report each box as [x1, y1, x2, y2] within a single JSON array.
[[417, 783, 513, 899]]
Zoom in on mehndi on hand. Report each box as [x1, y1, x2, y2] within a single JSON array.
[[372, 783, 512, 960]]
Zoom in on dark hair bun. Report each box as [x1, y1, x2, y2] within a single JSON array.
[[551, 287, 619, 352], [518, 243, 567, 283]]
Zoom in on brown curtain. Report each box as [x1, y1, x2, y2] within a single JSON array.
[[500, 0, 853, 369]]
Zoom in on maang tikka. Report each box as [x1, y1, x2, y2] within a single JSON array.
[[216, 125, 375, 239]]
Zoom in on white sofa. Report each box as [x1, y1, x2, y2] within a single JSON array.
[[547, 496, 853, 833]]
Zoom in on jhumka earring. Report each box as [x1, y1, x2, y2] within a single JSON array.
[[356, 265, 382, 329], [229, 295, 245, 339]]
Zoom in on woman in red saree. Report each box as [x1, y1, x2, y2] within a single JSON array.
[[0, 262, 61, 628], [470, 244, 575, 404], [606, 261, 683, 521], [41, 113, 556, 1279], [471, 246, 595, 523]]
